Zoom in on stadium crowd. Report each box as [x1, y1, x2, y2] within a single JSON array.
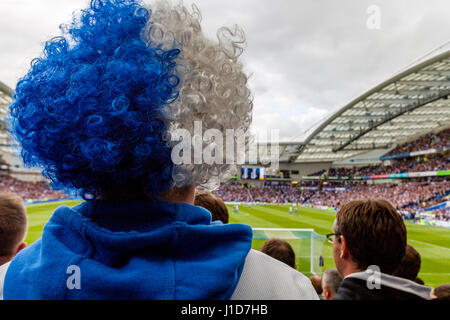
[[307, 180, 449, 214], [312, 153, 449, 178], [386, 128, 449, 156], [0, 174, 68, 202], [0, 174, 67, 202], [215, 182, 318, 204], [432, 207, 450, 221], [213, 179, 449, 218]]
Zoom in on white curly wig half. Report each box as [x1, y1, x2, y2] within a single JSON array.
[[142, 0, 253, 190]]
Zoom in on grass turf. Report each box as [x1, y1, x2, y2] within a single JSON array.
[[24, 200, 450, 288]]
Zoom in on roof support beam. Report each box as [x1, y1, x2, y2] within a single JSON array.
[[325, 113, 449, 122], [397, 80, 450, 87], [363, 98, 421, 104], [379, 89, 441, 96]]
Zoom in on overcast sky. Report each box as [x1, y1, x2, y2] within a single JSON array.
[[0, 0, 449, 141]]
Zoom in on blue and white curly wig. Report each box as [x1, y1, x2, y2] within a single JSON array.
[[9, 0, 252, 199]]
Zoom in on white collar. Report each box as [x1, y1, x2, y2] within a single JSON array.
[[0, 261, 12, 300]]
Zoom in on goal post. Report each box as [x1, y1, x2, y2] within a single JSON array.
[[252, 228, 326, 276]]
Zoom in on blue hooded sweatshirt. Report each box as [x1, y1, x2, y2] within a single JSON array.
[[4, 200, 253, 299]]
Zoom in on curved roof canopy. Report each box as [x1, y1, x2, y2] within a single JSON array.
[[293, 49, 450, 162]]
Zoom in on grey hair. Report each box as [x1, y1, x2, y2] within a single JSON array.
[[322, 268, 343, 294], [142, 0, 253, 190]]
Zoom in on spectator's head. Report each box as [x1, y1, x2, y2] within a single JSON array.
[[434, 284, 450, 300], [9, 0, 252, 202], [194, 190, 229, 224], [393, 244, 421, 281], [0, 193, 28, 265], [331, 199, 407, 277], [260, 238, 296, 269], [321, 268, 342, 300]]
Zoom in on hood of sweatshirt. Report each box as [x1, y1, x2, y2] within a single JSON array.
[[4, 200, 253, 300]]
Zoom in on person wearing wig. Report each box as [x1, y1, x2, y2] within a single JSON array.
[[3, 0, 318, 299]]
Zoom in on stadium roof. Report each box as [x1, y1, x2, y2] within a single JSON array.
[[0, 81, 12, 155], [266, 48, 450, 163], [2, 47, 450, 165]]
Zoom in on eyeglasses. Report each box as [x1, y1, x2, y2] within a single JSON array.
[[326, 232, 342, 244]]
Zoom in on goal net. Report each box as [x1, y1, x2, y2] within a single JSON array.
[[252, 228, 326, 276]]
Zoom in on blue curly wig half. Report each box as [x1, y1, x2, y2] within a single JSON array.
[[10, 0, 181, 199]]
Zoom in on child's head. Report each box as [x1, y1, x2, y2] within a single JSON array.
[[0, 193, 28, 264]]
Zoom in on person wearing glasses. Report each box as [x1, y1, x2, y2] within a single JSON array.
[[327, 199, 432, 300]]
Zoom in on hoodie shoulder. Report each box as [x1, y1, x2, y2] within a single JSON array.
[[4, 205, 89, 300], [231, 249, 319, 300]]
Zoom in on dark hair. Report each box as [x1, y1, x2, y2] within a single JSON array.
[[260, 238, 296, 269], [393, 244, 421, 281], [415, 277, 425, 285], [194, 191, 229, 224], [336, 199, 407, 274], [434, 284, 450, 300], [0, 193, 27, 256]]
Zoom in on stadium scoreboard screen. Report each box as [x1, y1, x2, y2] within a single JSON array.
[[241, 167, 265, 180]]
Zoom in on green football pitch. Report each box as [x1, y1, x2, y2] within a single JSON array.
[[24, 200, 450, 288]]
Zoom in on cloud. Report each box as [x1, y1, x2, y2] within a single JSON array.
[[1, 0, 449, 141]]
